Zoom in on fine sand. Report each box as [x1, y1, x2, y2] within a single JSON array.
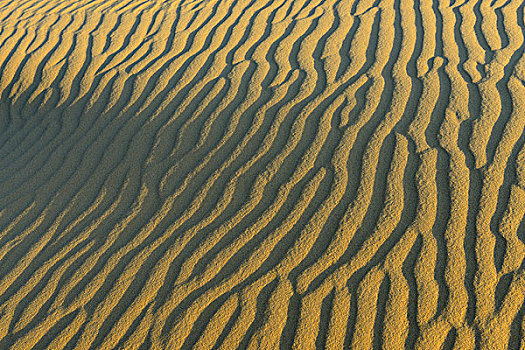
[[1, 0, 525, 349]]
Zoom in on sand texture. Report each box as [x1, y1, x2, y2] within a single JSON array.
[[0, 0, 525, 348]]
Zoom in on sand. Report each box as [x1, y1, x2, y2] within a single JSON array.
[[0, 0, 524, 348]]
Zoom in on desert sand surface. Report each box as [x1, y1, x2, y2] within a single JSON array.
[[0, 0, 524, 349]]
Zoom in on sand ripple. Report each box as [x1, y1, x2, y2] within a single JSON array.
[[0, 0, 525, 348]]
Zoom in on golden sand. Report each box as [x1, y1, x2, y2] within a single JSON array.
[[0, 0, 524, 348]]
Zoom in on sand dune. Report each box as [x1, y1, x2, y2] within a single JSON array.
[[0, 0, 524, 348]]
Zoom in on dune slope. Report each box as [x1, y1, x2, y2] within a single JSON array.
[[0, 0, 525, 349]]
